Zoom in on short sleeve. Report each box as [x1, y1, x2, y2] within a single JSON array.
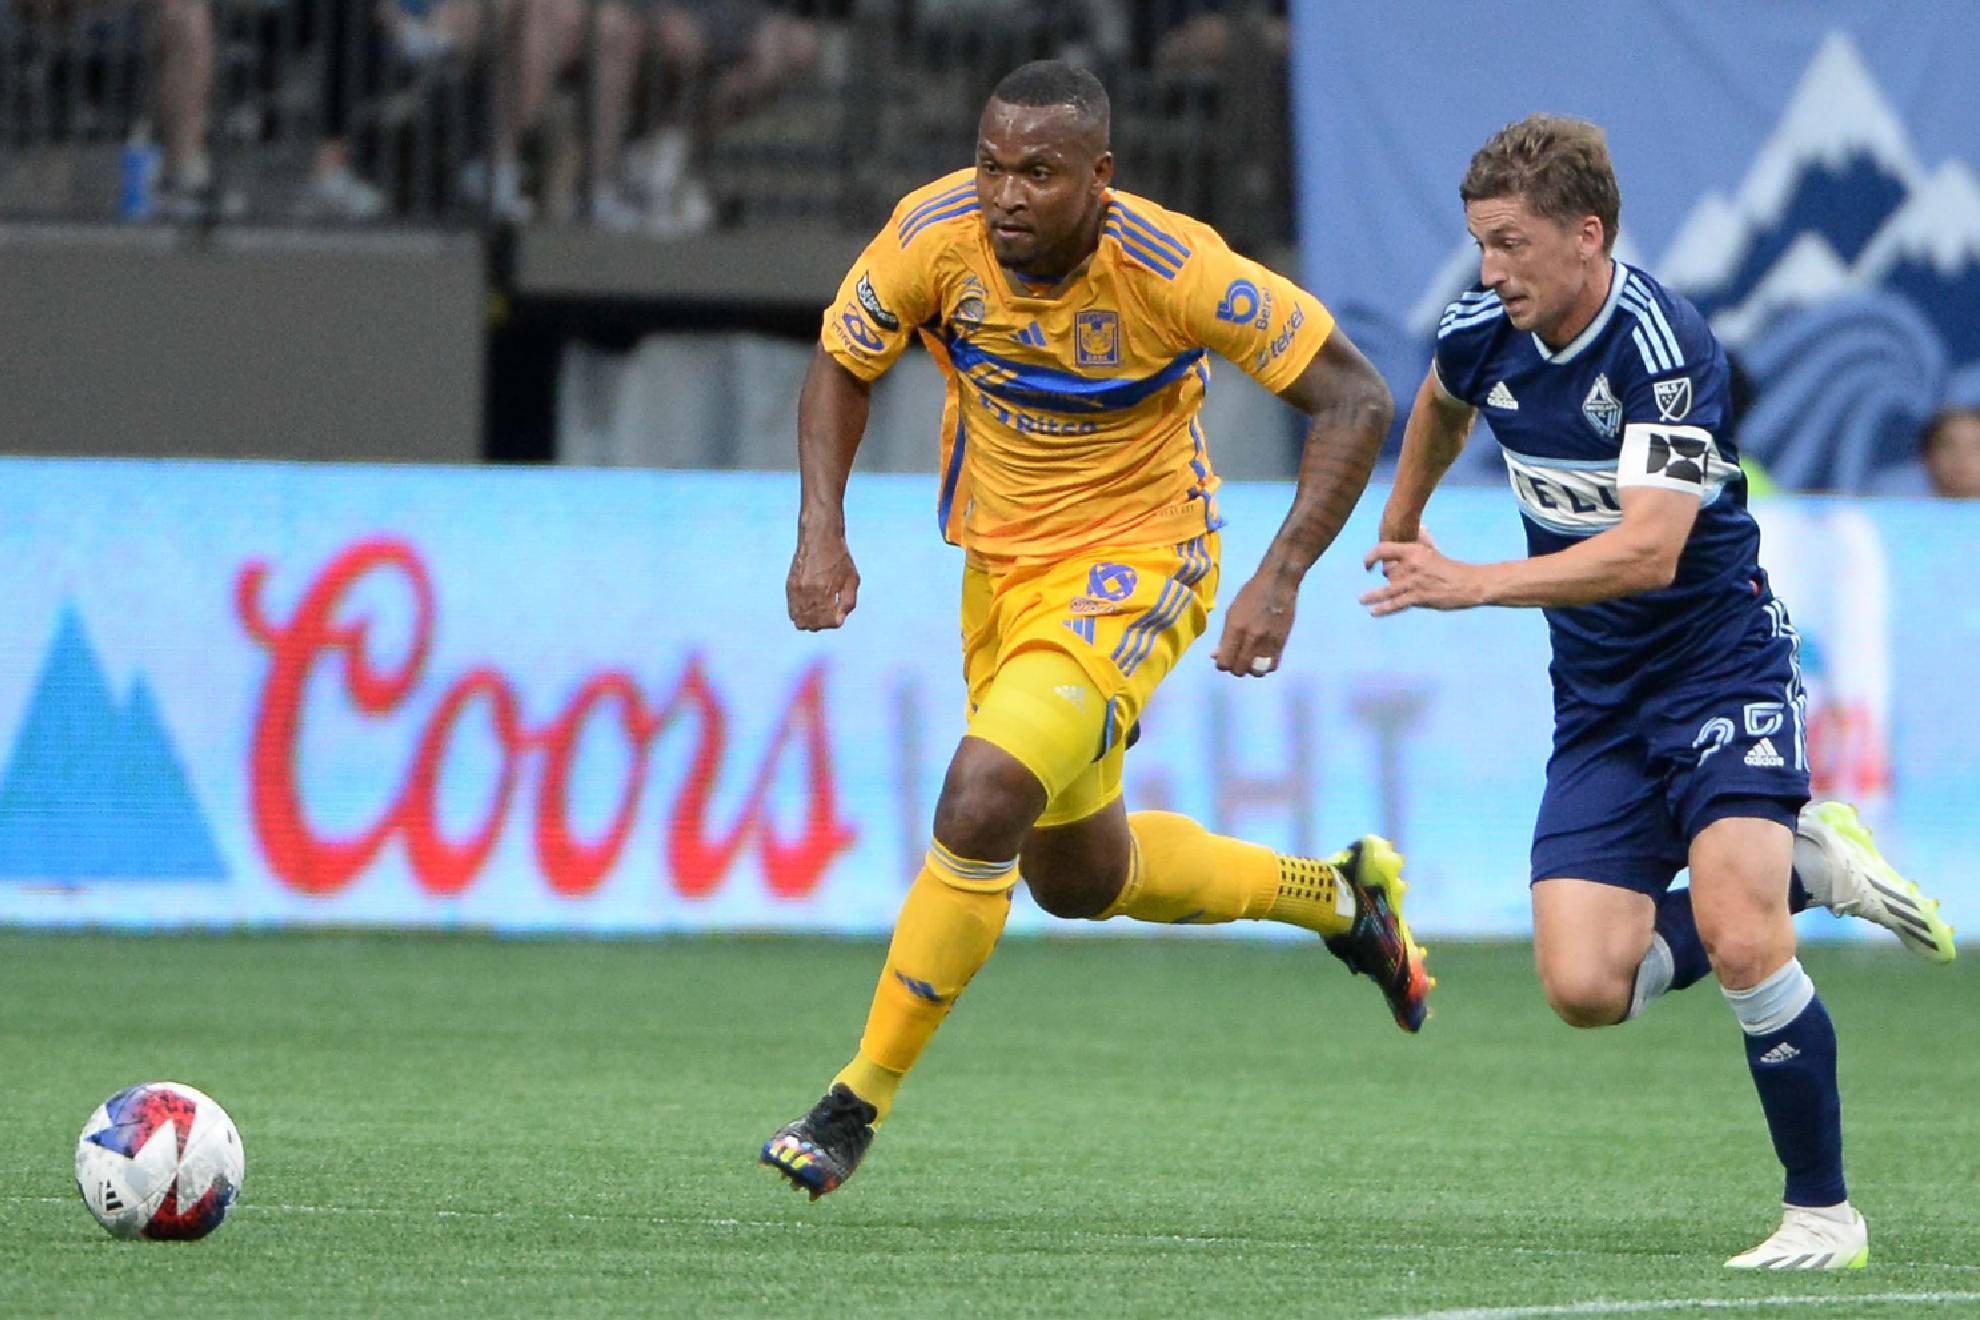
[[820, 220, 938, 382], [1174, 230, 1335, 394], [1431, 290, 1503, 407]]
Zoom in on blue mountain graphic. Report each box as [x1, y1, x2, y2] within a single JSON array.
[[1690, 155, 1910, 320], [1881, 257, 1980, 366], [0, 607, 226, 880]]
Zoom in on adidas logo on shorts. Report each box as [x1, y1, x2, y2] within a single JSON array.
[[1486, 380, 1519, 410], [1758, 1042, 1801, 1064], [1745, 737, 1786, 768]]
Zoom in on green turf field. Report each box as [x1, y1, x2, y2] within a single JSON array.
[[2, 933, 1975, 1318]]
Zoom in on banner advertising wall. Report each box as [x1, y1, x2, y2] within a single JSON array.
[[1, 459, 1974, 940], [1290, 2, 1980, 492]]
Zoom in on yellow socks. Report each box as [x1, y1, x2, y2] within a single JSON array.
[[1106, 810, 1356, 936], [834, 841, 1015, 1123]]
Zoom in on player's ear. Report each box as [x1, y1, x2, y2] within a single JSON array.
[[1092, 151, 1114, 192], [1581, 214, 1605, 257]]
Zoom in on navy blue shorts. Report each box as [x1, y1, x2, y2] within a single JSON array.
[[1530, 616, 1812, 895]]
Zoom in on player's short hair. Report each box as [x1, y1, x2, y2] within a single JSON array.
[[1461, 114, 1621, 254], [1921, 405, 1980, 457], [989, 60, 1110, 146]]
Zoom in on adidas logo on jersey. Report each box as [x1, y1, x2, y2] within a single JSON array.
[[1758, 1042, 1802, 1064], [1745, 737, 1786, 768], [1485, 381, 1519, 410], [1054, 684, 1087, 709]]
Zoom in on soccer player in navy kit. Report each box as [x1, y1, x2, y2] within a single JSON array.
[[1363, 114, 1957, 1268]]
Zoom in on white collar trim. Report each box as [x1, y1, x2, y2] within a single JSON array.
[[1533, 259, 1625, 365]]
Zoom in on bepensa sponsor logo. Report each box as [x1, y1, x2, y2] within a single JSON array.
[[1215, 278, 1273, 330], [855, 273, 899, 332], [834, 304, 885, 356]]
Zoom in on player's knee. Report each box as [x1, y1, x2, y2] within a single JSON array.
[[1700, 927, 1784, 992], [931, 750, 1046, 862], [1538, 966, 1629, 1029], [1029, 870, 1108, 926], [1023, 863, 1116, 920]]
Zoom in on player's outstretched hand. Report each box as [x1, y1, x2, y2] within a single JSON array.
[[787, 532, 860, 630], [1213, 575, 1294, 678], [1360, 529, 1483, 616]]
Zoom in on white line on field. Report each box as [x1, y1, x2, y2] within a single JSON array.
[[1385, 1293, 1980, 1319]]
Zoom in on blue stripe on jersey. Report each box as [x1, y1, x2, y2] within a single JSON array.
[[946, 336, 1207, 413], [900, 198, 982, 246], [1622, 277, 1684, 369], [937, 412, 966, 534], [1109, 202, 1191, 265], [1630, 325, 1669, 374], [1503, 447, 1621, 471], [1102, 222, 1181, 278], [896, 182, 973, 236]]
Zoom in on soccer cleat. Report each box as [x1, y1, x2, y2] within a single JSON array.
[[758, 1083, 877, 1200], [1725, 1203, 1869, 1269], [1799, 802, 1957, 963], [1323, 836, 1435, 1032]]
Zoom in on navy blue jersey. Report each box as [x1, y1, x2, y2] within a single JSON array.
[[1435, 261, 1769, 706]]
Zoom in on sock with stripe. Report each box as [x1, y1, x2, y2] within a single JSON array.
[[1725, 958, 1847, 1207], [833, 842, 1014, 1123], [1097, 810, 1355, 934]]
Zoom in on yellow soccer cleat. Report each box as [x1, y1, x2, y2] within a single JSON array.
[[1800, 802, 1957, 964], [1323, 836, 1435, 1032]]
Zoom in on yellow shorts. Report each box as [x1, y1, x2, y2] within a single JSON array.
[[961, 533, 1220, 826]]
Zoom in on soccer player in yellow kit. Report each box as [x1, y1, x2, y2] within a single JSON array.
[[760, 60, 1430, 1199]]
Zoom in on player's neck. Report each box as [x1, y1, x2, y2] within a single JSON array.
[[1538, 258, 1615, 352], [1000, 210, 1106, 295]]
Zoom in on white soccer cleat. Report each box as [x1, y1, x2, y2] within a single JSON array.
[[1726, 1202, 1869, 1269], [1797, 802, 1957, 963]]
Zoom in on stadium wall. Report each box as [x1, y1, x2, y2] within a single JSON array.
[[0, 459, 1970, 940], [0, 229, 484, 464]]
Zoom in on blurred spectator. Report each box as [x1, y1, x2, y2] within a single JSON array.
[[293, 0, 389, 220], [1148, 0, 1286, 71], [635, 0, 819, 235], [5, 0, 242, 218], [143, 0, 231, 216], [468, 0, 642, 226], [1921, 406, 1980, 499]]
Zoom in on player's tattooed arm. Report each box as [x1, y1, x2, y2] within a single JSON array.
[[1380, 367, 1475, 543], [1214, 330, 1393, 677], [788, 347, 873, 631]]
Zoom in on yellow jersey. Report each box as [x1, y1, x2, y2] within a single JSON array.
[[821, 169, 1335, 566]]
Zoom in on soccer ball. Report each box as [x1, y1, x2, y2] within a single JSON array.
[[74, 1082, 244, 1240]]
